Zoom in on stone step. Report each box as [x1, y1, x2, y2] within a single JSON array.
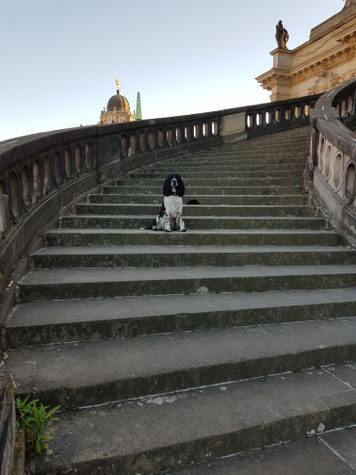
[[176, 426, 356, 475], [73, 203, 313, 217], [59, 215, 328, 231], [129, 169, 304, 179], [89, 193, 308, 205], [102, 185, 303, 195], [25, 363, 356, 474], [17, 265, 356, 302], [164, 152, 310, 164], [116, 177, 302, 186], [7, 288, 356, 346], [7, 318, 356, 410], [143, 162, 305, 172], [45, 228, 341, 247], [187, 148, 308, 154], [171, 146, 309, 155], [29, 245, 356, 270], [157, 157, 306, 167]]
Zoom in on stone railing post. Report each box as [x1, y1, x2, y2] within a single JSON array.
[[0, 195, 10, 238]]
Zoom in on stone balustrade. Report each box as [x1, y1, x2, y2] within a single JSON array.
[[308, 77, 356, 245], [333, 80, 356, 129], [0, 93, 323, 298], [0, 116, 220, 226], [0, 114, 221, 296], [244, 94, 320, 135]]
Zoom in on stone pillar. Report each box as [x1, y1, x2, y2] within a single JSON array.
[[269, 48, 293, 101], [256, 48, 294, 101], [221, 112, 247, 140], [0, 194, 10, 237]]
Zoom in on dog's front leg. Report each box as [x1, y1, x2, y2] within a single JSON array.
[[177, 213, 186, 232], [163, 213, 171, 232]]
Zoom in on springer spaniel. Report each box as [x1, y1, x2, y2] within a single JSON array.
[[149, 174, 186, 232]]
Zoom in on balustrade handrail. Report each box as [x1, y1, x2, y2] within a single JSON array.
[[0, 93, 321, 171], [310, 77, 356, 161], [308, 77, 356, 247]]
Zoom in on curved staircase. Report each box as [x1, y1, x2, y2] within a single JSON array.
[[6, 126, 356, 473]]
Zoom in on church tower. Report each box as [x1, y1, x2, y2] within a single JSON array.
[[135, 91, 142, 121], [100, 78, 136, 124]]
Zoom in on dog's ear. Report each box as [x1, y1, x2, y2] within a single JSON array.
[[159, 202, 166, 217], [176, 175, 185, 197], [163, 176, 172, 196]]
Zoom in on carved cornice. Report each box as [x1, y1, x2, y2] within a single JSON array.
[[258, 39, 356, 90], [290, 46, 356, 86]]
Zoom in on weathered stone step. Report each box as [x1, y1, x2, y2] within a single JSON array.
[[143, 162, 304, 172], [164, 150, 308, 159], [7, 288, 356, 346], [116, 177, 302, 186], [27, 363, 356, 474], [192, 148, 308, 155], [59, 215, 327, 231], [103, 185, 303, 195], [7, 318, 356, 409], [73, 203, 312, 217], [137, 165, 304, 174], [29, 245, 356, 270], [130, 169, 303, 179], [170, 146, 309, 155], [157, 157, 306, 167], [205, 140, 309, 147], [162, 153, 310, 164], [89, 193, 308, 206], [45, 228, 341, 247], [176, 426, 356, 475], [17, 265, 356, 301]]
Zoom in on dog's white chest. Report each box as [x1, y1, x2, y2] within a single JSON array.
[[164, 195, 183, 219]]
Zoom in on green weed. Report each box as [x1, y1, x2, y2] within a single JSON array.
[[15, 395, 60, 458]]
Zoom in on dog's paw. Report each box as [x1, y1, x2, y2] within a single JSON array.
[[181, 228, 186, 232]]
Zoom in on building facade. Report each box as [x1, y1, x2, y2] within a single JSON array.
[[256, 0, 356, 100]]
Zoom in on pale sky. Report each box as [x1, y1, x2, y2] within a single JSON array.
[[0, 0, 344, 141]]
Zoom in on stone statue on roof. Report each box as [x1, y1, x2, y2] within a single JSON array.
[[275, 20, 289, 49]]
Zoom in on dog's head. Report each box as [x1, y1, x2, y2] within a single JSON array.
[[163, 174, 185, 197]]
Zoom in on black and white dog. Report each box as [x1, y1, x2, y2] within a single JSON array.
[[150, 174, 186, 232]]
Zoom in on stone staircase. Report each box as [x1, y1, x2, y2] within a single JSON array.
[[6, 126, 356, 474]]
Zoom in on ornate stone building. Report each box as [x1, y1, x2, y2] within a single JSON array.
[[256, 0, 356, 100], [100, 78, 136, 124]]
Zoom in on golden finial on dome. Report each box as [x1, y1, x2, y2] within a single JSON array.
[[115, 77, 121, 93]]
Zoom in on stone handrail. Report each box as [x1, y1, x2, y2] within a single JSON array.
[[332, 79, 356, 126], [244, 94, 320, 135], [308, 77, 356, 245], [0, 93, 321, 305]]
